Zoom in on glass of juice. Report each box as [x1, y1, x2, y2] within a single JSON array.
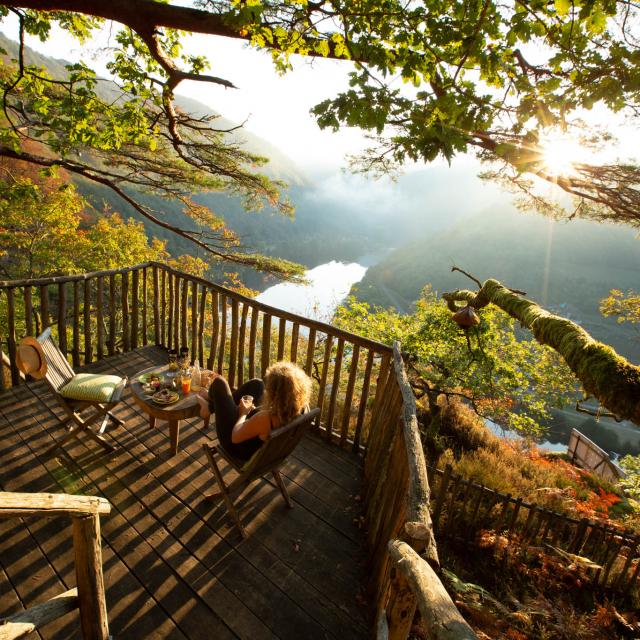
[[181, 371, 192, 394]]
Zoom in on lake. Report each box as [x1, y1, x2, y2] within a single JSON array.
[[257, 260, 367, 321]]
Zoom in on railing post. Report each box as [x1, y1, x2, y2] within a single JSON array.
[[385, 565, 417, 640], [97, 276, 105, 360], [6, 287, 19, 385], [108, 274, 116, 356], [153, 265, 161, 346], [72, 514, 109, 640], [121, 271, 130, 352], [72, 280, 81, 367], [131, 268, 139, 350], [84, 278, 93, 364]]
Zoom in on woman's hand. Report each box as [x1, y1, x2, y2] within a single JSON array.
[[238, 396, 254, 416]]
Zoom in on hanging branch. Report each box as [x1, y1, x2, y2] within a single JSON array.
[[442, 278, 640, 425]]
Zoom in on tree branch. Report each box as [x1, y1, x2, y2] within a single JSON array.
[[0, 144, 291, 273], [443, 279, 640, 425]]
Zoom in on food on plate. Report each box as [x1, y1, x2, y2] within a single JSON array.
[[152, 389, 179, 405], [138, 372, 162, 386]]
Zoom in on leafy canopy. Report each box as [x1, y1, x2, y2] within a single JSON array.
[[1, 0, 639, 233], [0, 5, 304, 279], [0, 168, 167, 279]]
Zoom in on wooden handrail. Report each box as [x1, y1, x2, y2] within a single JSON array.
[[391, 343, 438, 565], [364, 342, 476, 639], [0, 262, 155, 288], [0, 262, 392, 353], [388, 540, 477, 640], [0, 492, 111, 517], [0, 492, 110, 640]]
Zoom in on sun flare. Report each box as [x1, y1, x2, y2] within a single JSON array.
[[540, 133, 584, 177]]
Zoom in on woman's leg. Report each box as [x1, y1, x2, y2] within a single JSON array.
[[232, 378, 265, 405], [209, 377, 239, 453]]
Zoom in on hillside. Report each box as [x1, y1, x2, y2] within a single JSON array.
[[355, 206, 640, 361], [0, 33, 307, 187]]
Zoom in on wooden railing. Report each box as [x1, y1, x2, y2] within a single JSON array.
[[430, 464, 640, 596], [0, 262, 392, 451], [364, 343, 477, 640], [0, 492, 111, 639]]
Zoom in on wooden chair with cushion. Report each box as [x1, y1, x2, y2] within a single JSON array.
[[16, 328, 127, 456], [202, 407, 320, 538]]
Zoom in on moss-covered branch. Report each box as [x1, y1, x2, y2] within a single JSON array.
[[442, 279, 640, 426]]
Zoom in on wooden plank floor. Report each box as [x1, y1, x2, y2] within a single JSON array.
[[0, 346, 369, 639]]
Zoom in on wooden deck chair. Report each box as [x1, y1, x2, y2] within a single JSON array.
[[202, 407, 321, 538], [16, 328, 127, 456]]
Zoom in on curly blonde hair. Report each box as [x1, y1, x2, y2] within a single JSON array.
[[264, 361, 312, 425]]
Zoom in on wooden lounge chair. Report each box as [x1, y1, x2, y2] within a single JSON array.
[[16, 328, 127, 456], [202, 407, 321, 538]]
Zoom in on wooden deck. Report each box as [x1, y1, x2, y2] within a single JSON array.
[[0, 347, 369, 639]]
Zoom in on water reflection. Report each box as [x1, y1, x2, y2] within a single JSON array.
[[490, 409, 640, 458], [257, 261, 367, 321]]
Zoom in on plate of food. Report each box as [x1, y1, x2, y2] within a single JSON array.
[[152, 389, 180, 405], [138, 372, 162, 385]]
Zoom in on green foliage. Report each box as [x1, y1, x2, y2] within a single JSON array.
[[0, 175, 87, 278], [334, 287, 577, 434], [618, 454, 640, 510], [0, 11, 302, 277], [0, 172, 166, 279], [1, 0, 639, 226], [600, 290, 640, 327]]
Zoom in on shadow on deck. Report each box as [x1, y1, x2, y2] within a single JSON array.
[[0, 346, 369, 639]]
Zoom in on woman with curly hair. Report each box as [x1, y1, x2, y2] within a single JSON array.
[[199, 361, 312, 461]]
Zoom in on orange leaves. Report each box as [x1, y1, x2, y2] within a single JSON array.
[[574, 488, 621, 519]]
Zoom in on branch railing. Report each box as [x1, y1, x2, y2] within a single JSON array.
[[430, 464, 640, 596], [0, 492, 111, 639], [0, 262, 392, 451], [364, 342, 477, 640]]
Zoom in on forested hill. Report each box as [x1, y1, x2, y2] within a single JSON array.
[[354, 207, 640, 362]]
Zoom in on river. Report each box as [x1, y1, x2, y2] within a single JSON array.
[[257, 260, 368, 321]]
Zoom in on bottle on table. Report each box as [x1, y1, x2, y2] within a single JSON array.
[[191, 359, 201, 392]]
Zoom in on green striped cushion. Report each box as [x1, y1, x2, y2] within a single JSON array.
[[59, 373, 122, 403]]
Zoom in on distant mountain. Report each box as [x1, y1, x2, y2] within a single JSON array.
[[354, 206, 640, 362]]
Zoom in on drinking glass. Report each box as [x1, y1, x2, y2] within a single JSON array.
[[168, 349, 178, 371], [181, 369, 192, 394]]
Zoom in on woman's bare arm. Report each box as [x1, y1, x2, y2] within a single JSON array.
[[231, 410, 271, 443]]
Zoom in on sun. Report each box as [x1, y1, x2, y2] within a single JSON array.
[[539, 132, 584, 177]]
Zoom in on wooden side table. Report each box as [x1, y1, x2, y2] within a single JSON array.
[[130, 365, 204, 456]]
